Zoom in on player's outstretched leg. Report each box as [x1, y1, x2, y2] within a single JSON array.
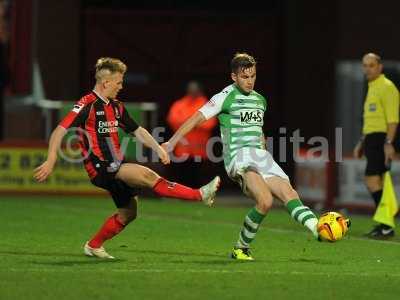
[[199, 176, 221, 206], [265, 177, 319, 238], [286, 199, 318, 238], [116, 163, 220, 206], [231, 171, 271, 261], [85, 197, 138, 259]]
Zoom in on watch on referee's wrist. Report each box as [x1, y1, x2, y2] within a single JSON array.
[[385, 139, 393, 145]]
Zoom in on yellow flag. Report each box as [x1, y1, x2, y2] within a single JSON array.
[[373, 172, 399, 228]]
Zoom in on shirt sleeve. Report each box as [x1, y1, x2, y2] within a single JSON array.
[[59, 98, 91, 129], [119, 103, 139, 133], [198, 92, 225, 120], [382, 84, 400, 123]]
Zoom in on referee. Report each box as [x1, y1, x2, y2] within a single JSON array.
[[353, 53, 399, 239]]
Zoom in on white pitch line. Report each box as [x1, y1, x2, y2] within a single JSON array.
[[5, 268, 400, 277]]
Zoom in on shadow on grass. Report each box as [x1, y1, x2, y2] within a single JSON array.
[[0, 250, 83, 258], [119, 248, 273, 264], [183, 259, 254, 265], [288, 258, 341, 265], [0, 250, 125, 266], [351, 235, 400, 243], [120, 248, 223, 259], [32, 259, 124, 267], [188, 257, 340, 266]]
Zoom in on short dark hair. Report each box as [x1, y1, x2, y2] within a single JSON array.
[[231, 52, 256, 74]]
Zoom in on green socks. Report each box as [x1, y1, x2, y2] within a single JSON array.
[[236, 207, 266, 249], [235, 199, 318, 249], [286, 199, 318, 237]]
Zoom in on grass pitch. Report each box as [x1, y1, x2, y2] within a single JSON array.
[[0, 196, 400, 300]]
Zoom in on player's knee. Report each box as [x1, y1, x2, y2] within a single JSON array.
[[276, 180, 298, 201], [118, 211, 137, 225], [365, 178, 382, 192], [256, 195, 273, 214], [284, 186, 299, 201], [142, 169, 159, 186], [257, 201, 272, 214], [125, 212, 137, 224]]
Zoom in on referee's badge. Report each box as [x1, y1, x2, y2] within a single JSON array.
[[369, 103, 377, 112]]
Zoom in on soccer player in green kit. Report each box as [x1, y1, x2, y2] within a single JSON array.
[[162, 53, 319, 260]]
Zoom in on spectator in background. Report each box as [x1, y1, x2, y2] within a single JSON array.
[[353, 53, 399, 239], [167, 81, 217, 186], [0, 0, 8, 141]]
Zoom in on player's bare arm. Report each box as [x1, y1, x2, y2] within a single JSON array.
[[353, 136, 364, 159], [162, 111, 206, 151], [133, 126, 170, 164], [34, 125, 67, 182], [384, 122, 398, 165]]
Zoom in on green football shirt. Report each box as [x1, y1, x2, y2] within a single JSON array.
[[199, 84, 267, 168]]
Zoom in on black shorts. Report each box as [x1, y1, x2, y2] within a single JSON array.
[[90, 161, 139, 208], [364, 132, 389, 176]]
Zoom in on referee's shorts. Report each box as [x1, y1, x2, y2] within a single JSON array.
[[364, 132, 389, 176]]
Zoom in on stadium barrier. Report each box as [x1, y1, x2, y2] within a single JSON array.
[[336, 159, 400, 209], [296, 155, 400, 213], [0, 143, 103, 195]]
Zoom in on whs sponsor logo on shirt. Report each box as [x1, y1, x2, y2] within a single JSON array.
[[239, 109, 263, 125]]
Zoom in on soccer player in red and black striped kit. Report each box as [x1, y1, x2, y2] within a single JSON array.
[[34, 57, 220, 259]]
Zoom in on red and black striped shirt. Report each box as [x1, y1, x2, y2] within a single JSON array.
[[59, 91, 139, 178]]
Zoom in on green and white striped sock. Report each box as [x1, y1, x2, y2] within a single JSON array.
[[286, 199, 318, 237], [235, 207, 266, 249]]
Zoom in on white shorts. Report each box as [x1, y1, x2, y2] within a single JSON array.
[[226, 147, 289, 192]]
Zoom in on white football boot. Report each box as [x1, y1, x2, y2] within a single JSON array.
[[84, 241, 115, 259], [199, 176, 221, 207]]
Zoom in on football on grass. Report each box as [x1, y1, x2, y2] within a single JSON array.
[[317, 212, 350, 242]]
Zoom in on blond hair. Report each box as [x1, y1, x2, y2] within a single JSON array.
[[95, 57, 127, 82]]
